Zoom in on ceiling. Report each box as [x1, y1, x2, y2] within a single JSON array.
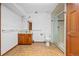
[[17, 3, 57, 13], [3, 3, 58, 16]]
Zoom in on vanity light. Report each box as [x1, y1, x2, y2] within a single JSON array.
[[34, 11, 38, 14]]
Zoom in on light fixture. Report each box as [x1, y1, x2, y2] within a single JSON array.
[[34, 11, 38, 14]]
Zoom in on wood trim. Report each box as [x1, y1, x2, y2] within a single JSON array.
[[1, 45, 18, 56], [0, 3, 1, 56]]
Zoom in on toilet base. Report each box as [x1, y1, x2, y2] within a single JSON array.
[[46, 42, 50, 46]]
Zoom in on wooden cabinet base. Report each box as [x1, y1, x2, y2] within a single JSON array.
[[18, 34, 32, 45]]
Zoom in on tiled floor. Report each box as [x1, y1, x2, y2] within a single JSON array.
[[4, 43, 64, 56]]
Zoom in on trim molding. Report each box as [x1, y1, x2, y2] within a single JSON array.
[[0, 3, 1, 56], [33, 40, 46, 43]]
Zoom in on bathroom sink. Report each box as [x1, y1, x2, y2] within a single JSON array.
[[18, 30, 32, 34]]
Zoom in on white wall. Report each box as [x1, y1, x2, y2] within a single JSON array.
[[1, 5, 22, 55], [23, 13, 51, 42]]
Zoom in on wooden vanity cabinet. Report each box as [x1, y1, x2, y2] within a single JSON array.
[[18, 34, 32, 45]]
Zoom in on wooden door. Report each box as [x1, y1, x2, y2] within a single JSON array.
[[66, 3, 79, 56]]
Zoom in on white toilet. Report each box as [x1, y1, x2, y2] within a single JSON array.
[[45, 35, 51, 46]]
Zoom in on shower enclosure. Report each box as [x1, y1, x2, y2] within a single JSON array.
[[51, 3, 66, 54]]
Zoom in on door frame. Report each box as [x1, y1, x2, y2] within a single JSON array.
[[64, 3, 67, 56], [0, 3, 1, 56]]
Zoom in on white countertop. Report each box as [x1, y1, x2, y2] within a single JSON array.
[[18, 30, 32, 34]]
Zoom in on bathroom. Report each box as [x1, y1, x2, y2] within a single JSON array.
[[1, 3, 65, 56]]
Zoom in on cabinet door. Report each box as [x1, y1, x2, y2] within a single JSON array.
[[25, 34, 28, 44], [18, 34, 27, 44], [18, 34, 25, 44], [23, 34, 27, 44], [27, 34, 32, 44]]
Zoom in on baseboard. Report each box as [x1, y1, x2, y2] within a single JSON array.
[[33, 41, 46, 43], [1, 44, 18, 56]]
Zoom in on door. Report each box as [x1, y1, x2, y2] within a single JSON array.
[[67, 3, 79, 56]]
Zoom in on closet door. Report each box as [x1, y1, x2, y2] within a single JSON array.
[[67, 3, 79, 56]]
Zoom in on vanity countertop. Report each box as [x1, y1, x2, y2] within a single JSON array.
[[18, 31, 32, 34]]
